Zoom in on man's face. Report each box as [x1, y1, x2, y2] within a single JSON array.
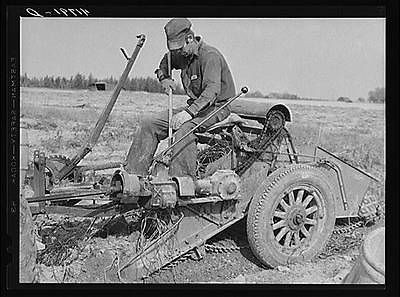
[[170, 47, 191, 69], [169, 34, 196, 69]]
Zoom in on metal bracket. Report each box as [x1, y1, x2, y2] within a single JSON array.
[[320, 159, 348, 211], [192, 245, 205, 261], [33, 150, 46, 212], [183, 205, 222, 226]]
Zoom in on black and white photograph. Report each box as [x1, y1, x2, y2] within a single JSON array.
[[7, 9, 391, 287]]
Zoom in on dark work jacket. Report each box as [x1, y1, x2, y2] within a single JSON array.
[[158, 37, 236, 118]]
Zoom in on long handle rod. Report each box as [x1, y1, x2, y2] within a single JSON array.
[[87, 34, 146, 150], [167, 52, 173, 146], [27, 191, 106, 203], [56, 34, 146, 182]]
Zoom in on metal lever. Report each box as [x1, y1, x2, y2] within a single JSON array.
[[153, 86, 249, 164], [120, 48, 129, 61], [55, 34, 146, 183]]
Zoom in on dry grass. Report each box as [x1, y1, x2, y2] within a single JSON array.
[[286, 103, 385, 178]]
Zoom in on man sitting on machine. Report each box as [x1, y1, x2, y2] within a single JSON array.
[[125, 18, 236, 179]]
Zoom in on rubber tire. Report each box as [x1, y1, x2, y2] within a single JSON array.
[[246, 164, 335, 268]]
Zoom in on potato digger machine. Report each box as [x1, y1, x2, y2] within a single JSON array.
[[21, 34, 382, 281]]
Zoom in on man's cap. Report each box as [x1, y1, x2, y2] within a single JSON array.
[[164, 18, 192, 50]]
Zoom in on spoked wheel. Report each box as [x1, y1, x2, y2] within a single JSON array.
[[272, 185, 324, 251], [247, 164, 335, 267]]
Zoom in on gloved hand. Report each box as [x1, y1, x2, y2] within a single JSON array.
[[161, 78, 176, 95], [171, 110, 192, 130]]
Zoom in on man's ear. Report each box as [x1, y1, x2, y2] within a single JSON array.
[[186, 33, 194, 43]]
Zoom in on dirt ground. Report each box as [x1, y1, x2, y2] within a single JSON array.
[[20, 87, 385, 284], [31, 213, 384, 284]]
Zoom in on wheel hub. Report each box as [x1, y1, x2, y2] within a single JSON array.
[[294, 213, 304, 225], [271, 186, 322, 250], [287, 207, 306, 231]]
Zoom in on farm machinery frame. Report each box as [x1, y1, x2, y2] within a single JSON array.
[[20, 34, 381, 281]]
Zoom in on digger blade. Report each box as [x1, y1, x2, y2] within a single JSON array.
[[117, 202, 245, 282], [118, 213, 185, 281]]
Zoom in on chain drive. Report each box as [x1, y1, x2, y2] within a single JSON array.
[[143, 242, 250, 280], [205, 243, 249, 253], [236, 127, 284, 176], [319, 198, 384, 259]]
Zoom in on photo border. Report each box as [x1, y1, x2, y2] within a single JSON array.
[[2, 2, 398, 296]]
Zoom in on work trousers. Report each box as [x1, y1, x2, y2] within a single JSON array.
[[125, 104, 230, 179]]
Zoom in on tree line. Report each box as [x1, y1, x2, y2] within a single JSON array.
[[244, 90, 324, 101], [244, 88, 385, 103], [20, 73, 186, 95]]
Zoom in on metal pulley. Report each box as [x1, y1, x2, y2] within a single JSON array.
[[109, 169, 146, 204]]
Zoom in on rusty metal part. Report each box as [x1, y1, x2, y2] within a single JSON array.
[[55, 34, 146, 183], [194, 170, 241, 200], [110, 170, 141, 196], [149, 180, 177, 208], [109, 169, 152, 206]]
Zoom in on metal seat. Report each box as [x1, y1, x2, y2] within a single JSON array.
[[204, 113, 263, 133]]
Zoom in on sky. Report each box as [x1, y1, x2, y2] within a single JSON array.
[[20, 18, 385, 100]]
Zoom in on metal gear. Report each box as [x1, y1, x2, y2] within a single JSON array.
[[23, 154, 74, 192], [45, 155, 82, 189]]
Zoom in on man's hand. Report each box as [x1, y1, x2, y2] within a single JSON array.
[[171, 110, 192, 130], [161, 78, 176, 95]]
